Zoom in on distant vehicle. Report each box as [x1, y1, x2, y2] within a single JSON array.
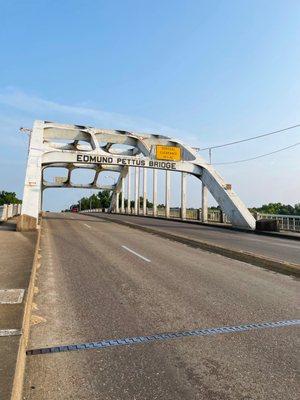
[[70, 206, 79, 213]]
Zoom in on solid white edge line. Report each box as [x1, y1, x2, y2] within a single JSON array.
[[121, 245, 151, 263], [0, 329, 22, 337], [0, 289, 25, 304]]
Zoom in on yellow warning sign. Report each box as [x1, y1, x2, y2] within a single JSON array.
[[156, 145, 181, 161]]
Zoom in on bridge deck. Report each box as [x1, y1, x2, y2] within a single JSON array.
[[23, 213, 299, 399]]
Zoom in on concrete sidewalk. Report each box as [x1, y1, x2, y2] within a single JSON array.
[[0, 219, 36, 400]]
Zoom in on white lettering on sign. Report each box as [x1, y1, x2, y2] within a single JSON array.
[[76, 154, 177, 170]]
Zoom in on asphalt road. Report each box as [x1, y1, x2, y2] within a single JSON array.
[[94, 213, 300, 265], [24, 213, 299, 399]]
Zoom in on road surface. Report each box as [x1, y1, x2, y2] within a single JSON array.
[[94, 213, 300, 265], [24, 213, 299, 399]]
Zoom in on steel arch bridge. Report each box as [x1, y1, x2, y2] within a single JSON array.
[[19, 120, 256, 230]]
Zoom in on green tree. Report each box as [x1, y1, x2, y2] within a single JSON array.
[[118, 193, 128, 208], [97, 190, 111, 208], [0, 191, 22, 206], [138, 196, 153, 208], [77, 196, 90, 210], [76, 191, 112, 210], [294, 203, 300, 216], [90, 194, 100, 209], [250, 202, 299, 216]]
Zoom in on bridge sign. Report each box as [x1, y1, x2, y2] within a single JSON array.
[[156, 145, 181, 161]]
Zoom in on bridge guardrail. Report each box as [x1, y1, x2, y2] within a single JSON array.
[[83, 207, 231, 224], [256, 213, 300, 232], [0, 204, 22, 222], [83, 208, 300, 232], [147, 208, 231, 223]]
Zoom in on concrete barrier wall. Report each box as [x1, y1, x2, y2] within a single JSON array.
[[83, 207, 300, 233], [0, 205, 7, 221], [256, 213, 300, 232], [84, 207, 231, 225], [0, 204, 22, 222]]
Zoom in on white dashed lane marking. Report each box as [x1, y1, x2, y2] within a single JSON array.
[[0, 329, 22, 337], [121, 245, 151, 263]]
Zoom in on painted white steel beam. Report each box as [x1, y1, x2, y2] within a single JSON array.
[[115, 192, 120, 213], [153, 169, 157, 217], [202, 184, 208, 223], [127, 167, 131, 214], [134, 168, 139, 214], [121, 176, 125, 213], [143, 168, 147, 215], [165, 170, 171, 218], [181, 172, 187, 219]]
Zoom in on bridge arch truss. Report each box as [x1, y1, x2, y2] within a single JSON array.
[[20, 120, 255, 230]]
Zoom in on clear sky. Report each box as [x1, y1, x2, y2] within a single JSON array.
[[1, 0, 299, 210]]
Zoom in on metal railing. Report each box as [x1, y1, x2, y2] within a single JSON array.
[[256, 213, 300, 232], [84, 207, 231, 224], [145, 207, 231, 223], [83, 208, 299, 232], [0, 204, 22, 222]]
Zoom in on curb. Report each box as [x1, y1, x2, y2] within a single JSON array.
[[84, 213, 300, 278], [10, 222, 42, 400]]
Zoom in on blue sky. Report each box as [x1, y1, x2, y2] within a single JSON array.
[[0, 0, 299, 210]]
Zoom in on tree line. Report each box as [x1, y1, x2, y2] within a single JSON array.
[[69, 191, 300, 216], [0, 191, 22, 206], [249, 202, 300, 216], [68, 190, 156, 211]]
